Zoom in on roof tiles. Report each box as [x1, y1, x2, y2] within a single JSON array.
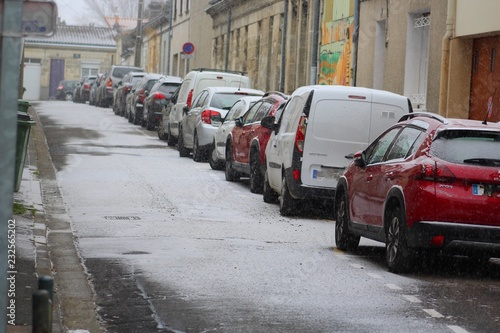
[[25, 24, 116, 48]]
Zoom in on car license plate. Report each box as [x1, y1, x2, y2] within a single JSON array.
[[472, 184, 484, 195]]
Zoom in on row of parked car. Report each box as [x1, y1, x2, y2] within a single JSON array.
[[67, 66, 500, 274]]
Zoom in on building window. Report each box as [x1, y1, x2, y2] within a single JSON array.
[[25, 58, 42, 64], [404, 12, 430, 110]]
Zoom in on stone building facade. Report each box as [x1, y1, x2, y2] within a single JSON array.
[[206, 0, 317, 94], [24, 24, 116, 100]]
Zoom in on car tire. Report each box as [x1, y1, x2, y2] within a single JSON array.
[[335, 189, 360, 251], [178, 128, 190, 157], [385, 205, 414, 273], [128, 109, 133, 123], [263, 171, 278, 203], [279, 176, 298, 216], [209, 141, 224, 170], [158, 120, 167, 140], [166, 124, 177, 147], [146, 118, 154, 131], [192, 133, 205, 162], [133, 109, 140, 125], [249, 151, 263, 194], [225, 141, 240, 182]]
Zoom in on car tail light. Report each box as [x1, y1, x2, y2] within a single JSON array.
[[138, 89, 146, 102], [201, 109, 221, 124], [292, 169, 301, 181], [125, 86, 131, 93], [419, 161, 456, 183], [430, 235, 444, 247], [186, 89, 194, 108], [84, 83, 90, 90], [295, 115, 308, 153], [106, 78, 112, 88], [153, 92, 166, 100], [57, 85, 63, 90]]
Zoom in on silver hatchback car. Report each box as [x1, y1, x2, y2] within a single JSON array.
[[178, 86, 264, 161]]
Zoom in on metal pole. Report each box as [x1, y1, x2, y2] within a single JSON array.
[[0, 0, 24, 330], [225, 6, 231, 71], [310, 0, 320, 85], [352, 0, 360, 87], [135, 0, 144, 67], [167, 0, 173, 75], [32, 290, 51, 333], [279, 0, 289, 92]]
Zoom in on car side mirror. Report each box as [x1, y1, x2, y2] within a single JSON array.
[[353, 151, 366, 168], [145, 90, 149, 96], [261, 116, 277, 131], [183, 105, 189, 114], [235, 116, 244, 127]]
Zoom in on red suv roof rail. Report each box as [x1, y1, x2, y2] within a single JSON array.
[[399, 112, 448, 124]]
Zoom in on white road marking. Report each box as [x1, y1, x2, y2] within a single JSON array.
[[385, 283, 402, 290], [423, 309, 445, 318], [402, 295, 421, 303], [447, 325, 470, 333]]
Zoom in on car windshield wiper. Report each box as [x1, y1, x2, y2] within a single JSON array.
[[463, 158, 500, 167]]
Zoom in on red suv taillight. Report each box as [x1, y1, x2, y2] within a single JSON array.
[[153, 92, 166, 100], [419, 161, 456, 183], [201, 109, 221, 124], [186, 89, 194, 108], [295, 115, 308, 153]]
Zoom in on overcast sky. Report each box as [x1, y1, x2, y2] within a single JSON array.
[[54, 0, 87, 25]]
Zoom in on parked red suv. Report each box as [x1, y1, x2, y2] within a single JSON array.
[[225, 92, 288, 193], [335, 112, 500, 273]]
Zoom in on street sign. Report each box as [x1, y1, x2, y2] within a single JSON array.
[[0, 0, 57, 36], [182, 42, 195, 55]]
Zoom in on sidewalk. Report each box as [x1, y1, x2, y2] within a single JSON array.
[[10, 125, 62, 333], [8, 105, 103, 333]]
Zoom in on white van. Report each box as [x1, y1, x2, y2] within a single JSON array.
[[261, 85, 412, 216], [166, 68, 251, 145]]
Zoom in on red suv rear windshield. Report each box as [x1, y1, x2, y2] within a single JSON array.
[[430, 129, 500, 166]]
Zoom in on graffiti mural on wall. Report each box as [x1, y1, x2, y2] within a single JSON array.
[[319, 0, 355, 86]]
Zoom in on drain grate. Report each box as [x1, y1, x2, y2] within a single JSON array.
[[103, 216, 141, 220]]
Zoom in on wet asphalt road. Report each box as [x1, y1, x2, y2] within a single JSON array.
[[33, 100, 500, 333]]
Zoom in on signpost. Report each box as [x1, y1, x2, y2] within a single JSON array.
[[0, 1, 57, 330]]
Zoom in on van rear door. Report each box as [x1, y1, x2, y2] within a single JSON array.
[[301, 97, 372, 189]]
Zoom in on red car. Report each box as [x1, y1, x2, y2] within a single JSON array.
[[335, 112, 500, 273], [225, 92, 288, 193]]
